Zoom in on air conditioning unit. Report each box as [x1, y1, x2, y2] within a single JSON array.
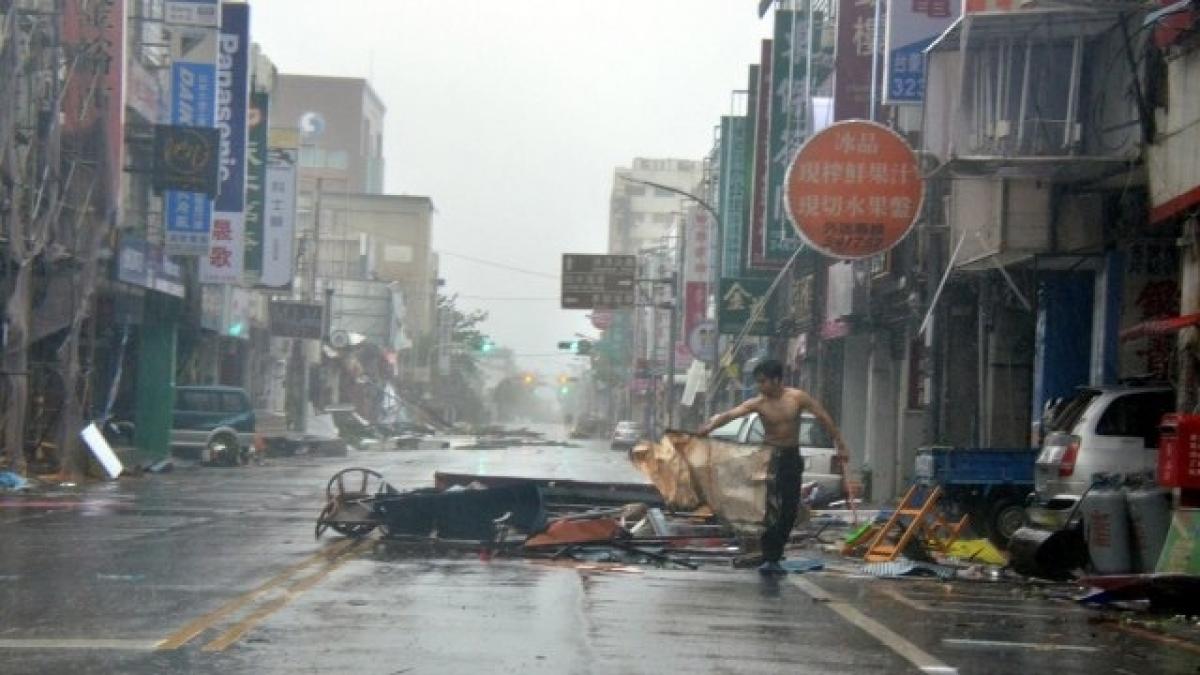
[[949, 177, 1052, 268]]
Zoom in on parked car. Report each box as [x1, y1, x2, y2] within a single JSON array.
[[570, 416, 609, 440], [611, 420, 644, 450], [1028, 385, 1175, 528], [709, 412, 845, 507], [171, 385, 257, 465]]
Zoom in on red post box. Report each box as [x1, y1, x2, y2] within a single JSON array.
[[1160, 413, 1200, 489]]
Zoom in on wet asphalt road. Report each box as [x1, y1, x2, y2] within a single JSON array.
[[0, 427, 1198, 674]]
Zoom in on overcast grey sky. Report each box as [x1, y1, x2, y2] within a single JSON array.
[[250, 0, 770, 376]]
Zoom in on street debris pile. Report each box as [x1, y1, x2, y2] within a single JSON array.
[[312, 433, 1200, 639]]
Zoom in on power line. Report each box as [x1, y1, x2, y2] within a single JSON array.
[[458, 295, 559, 302], [440, 251, 559, 280]]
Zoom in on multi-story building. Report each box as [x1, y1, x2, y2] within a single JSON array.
[[273, 74, 386, 195], [608, 158, 705, 255]]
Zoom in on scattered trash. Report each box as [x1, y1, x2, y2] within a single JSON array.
[[146, 459, 174, 474], [779, 558, 825, 574], [0, 471, 30, 491], [1077, 574, 1200, 613], [862, 558, 957, 580], [1007, 525, 1088, 581], [944, 539, 1007, 566], [80, 422, 124, 480], [629, 432, 771, 536], [525, 517, 624, 547]]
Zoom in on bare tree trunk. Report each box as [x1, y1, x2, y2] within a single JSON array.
[[57, 177, 101, 480], [3, 263, 31, 473]]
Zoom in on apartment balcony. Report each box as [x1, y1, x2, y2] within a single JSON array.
[[924, 6, 1149, 185]]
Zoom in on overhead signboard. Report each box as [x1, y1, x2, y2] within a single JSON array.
[[718, 115, 749, 279], [200, 2, 250, 285], [245, 91, 269, 277], [164, 10, 218, 255], [718, 278, 775, 336], [884, 0, 959, 105], [115, 236, 185, 298], [62, 0, 125, 222], [766, 9, 808, 263], [165, 0, 219, 26], [784, 120, 924, 260], [834, 0, 880, 121], [561, 254, 637, 310], [269, 301, 324, 340], [745, 40, 782, 273], [153, 124, 219, 195], [259, 130, 298, 288]]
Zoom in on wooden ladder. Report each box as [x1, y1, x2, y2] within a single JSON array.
[[863, 484, 969, 563]]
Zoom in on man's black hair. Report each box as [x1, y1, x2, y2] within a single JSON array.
[[752, 359, 784, 381]]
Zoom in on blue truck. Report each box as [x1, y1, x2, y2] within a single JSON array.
[[914, 446, 1040, 547]]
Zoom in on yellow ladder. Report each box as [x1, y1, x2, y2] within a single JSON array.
[[863, 485, 969, 563]]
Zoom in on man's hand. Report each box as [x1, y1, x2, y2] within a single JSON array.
[[695, 414, 723, 437]]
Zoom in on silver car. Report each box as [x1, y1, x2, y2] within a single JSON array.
[[1029, 385, 1174, 528], [711, 412, 845, 507], [611, 420, 644, 450]]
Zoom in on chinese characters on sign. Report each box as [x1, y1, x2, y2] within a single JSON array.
[[718, 278, 775, 336], [560, 254, 637, 310], [199, 2, 250, 284], [784, 120, 924, 260], [834, 0, 881, 121], [884, 0, 959, 105]]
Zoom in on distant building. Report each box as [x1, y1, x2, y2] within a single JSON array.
[[312, 192, 438, 342], [608, 158, 704, 255], [273, 74, 386, 195]]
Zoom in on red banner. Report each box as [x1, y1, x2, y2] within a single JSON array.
[[834, 0, 879, 121], [62, 0, 126, 212]]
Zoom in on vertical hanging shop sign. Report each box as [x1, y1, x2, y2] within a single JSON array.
[[884, 0, 958, 105], [61, 0, 126, 221], [834, 0, 880, 121], [746, 40, 781, 273], [200, 2, 250, 285], [164, 5, 218, 255], [683, 207, 713, 348], [244, 91, 269, 277], [719, 115, 748, 280], [260, 129, 298, 288], [766, 9, 807, 262]]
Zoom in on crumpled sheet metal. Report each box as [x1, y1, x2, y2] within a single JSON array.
[[630, 432, 770, 536]]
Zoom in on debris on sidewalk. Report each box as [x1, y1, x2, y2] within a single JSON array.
[[943, 538, 1008, 566], [0, 471, 30, 491]]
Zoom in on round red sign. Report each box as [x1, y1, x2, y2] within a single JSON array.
[[784, 120, 924, 260], [589, 310, 613, 331]]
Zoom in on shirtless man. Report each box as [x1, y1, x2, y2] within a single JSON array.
[[697, 358, 850, 574]]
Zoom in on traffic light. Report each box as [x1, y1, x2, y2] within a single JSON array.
[[522, 373, 535, 385], [480, 338, 494, 354]]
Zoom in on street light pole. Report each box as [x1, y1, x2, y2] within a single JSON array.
[[618, 175, 722, 424]]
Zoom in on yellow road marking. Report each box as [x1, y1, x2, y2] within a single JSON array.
[[158, 538, 357, 650], [200, 539, 369, 652]]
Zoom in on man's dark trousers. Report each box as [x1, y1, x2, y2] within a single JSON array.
[[762, 446, 801, 562]]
